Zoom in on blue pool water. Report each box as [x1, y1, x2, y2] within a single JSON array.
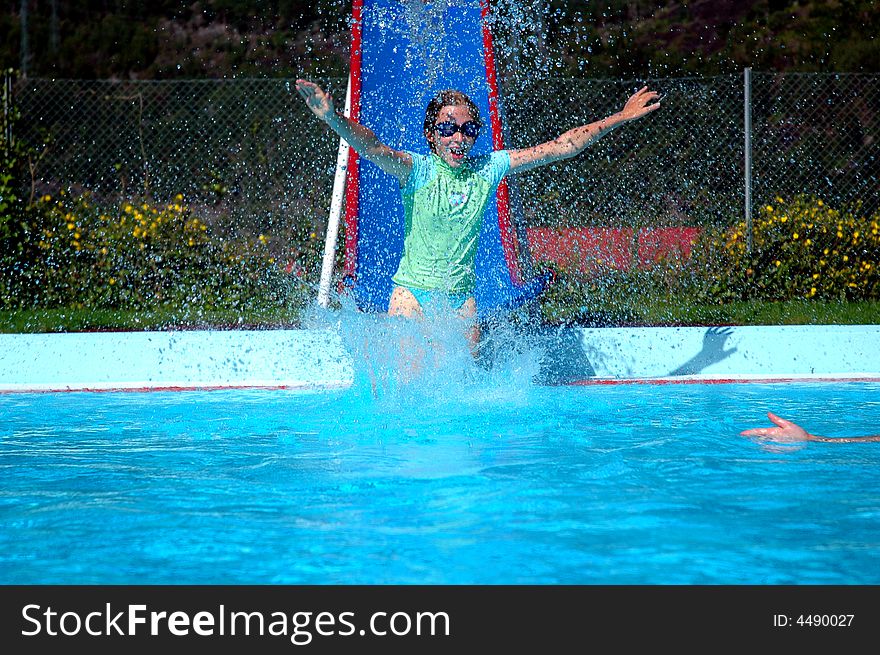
[[1, 375, 879, 585]]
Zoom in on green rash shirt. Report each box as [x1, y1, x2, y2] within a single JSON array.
[[392, 150, 511, 294]]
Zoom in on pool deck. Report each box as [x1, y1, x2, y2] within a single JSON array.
[[1, 325, 879, 392]]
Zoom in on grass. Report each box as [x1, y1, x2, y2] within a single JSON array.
[[0, 305, 302, 333], [2, 299, 879, 333], [541, 297, 880, 327]]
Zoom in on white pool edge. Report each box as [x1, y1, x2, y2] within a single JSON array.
[[2, 324, 879, 393]]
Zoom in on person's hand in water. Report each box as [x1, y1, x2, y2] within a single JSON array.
[[741, 412, 880, 443], [295, 79, 335, 122], [740, 412, 815, 442]]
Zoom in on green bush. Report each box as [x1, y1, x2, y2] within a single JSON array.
[[2, 189, 312, 315], [693, 195, 880, 303]]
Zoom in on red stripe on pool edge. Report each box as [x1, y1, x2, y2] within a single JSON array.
[[0, 383, 353, 394], [2, 377, 878, 394], [562, 376, 880, 386]]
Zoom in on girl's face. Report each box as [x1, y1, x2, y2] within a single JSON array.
[[427, 104, 478, 168]]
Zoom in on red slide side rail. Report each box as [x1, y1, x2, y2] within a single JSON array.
[[342, 0, 364, 285], [480, 0, 521, 284]]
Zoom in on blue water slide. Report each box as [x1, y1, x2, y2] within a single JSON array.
[[349, 0, 549, 318]]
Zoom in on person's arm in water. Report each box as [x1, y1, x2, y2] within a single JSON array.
[[741, 412, 880, 443], [295, 79, 412, 183], [506, 86, 661, 174]]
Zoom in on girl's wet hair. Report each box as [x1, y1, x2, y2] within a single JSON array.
[[423, 90, 482, 152]]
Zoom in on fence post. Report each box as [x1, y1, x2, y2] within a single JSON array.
[[19, 0, 29, 78], [743, 67, 753, 253], [2, 69, 12, 150]]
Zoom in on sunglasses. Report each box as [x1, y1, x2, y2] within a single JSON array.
[[434, 120, 481, 138]]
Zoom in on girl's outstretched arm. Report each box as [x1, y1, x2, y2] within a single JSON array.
[[295, 79, 412, 182], [740, 411, 880, 443], [507, 86, 660, 174]]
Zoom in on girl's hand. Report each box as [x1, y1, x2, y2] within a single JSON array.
[[295, 79, 335, 122], [619, 86, 661, 122]]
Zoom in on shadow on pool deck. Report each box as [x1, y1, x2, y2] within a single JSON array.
[[525, 325, 739, 384], [533, 327, 598, 385]]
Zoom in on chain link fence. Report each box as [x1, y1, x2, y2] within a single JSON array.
[[13, 77, 348, 243], [10, 70, 880, 240], [750, 71, 879, 215], [502, 74, 745, 229]]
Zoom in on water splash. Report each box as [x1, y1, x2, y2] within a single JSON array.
[[302, 293, 543, 416]]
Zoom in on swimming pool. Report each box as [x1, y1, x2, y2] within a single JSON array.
[[2, 372, 878, 585]]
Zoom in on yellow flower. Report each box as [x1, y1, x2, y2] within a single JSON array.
[[843, 255, 849, 262], [258, 234, 268, 244], [792, 232, 798, 239], [774, 260, 781, 267], [67, 222, 75, 230], [41, 194, 52, 202], [817, 199, 824, 207], [109, 277, 116, 285]]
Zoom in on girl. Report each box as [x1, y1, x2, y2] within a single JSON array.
[[295, 78, 660, 348]]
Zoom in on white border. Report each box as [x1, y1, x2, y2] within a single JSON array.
[[1, 325, 878, 393]]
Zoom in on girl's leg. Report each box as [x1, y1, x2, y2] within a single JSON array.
[[387, 286, 424, 378], [458, 297, 480, 355], [387, 288, 480, 366], [388, 286, 424, 318]]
